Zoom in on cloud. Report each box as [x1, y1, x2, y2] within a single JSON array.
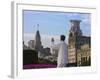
[[66, 13, 91, 24]]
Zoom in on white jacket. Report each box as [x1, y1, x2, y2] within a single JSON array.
[[51, 41, 68, 67]]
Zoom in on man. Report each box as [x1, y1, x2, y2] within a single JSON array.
[[51, 35, 68, 67]]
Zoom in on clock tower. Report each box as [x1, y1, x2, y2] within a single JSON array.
[[68, 20, 82, 66]]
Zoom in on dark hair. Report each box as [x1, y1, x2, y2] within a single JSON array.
[[60, 35, 65, 41]]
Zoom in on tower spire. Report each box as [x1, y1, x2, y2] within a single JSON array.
[[37, 24, 39, 30]]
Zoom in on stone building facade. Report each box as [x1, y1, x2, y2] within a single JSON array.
[[68, 20, 91, 66]]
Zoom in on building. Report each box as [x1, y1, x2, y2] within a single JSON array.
[[34, 30, 42, 51], [28, 40, 35, 49], [23, 41, 28, 50], [28, 30, 51, 58], [51, 37, 58, 57], [68, 20, 91, 66], [77, 40, 91, 66]]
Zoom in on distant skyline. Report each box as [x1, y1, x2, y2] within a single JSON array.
[[23, 10, 91, 47]]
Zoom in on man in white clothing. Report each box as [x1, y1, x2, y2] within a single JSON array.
[[51, 35, 68, 67]]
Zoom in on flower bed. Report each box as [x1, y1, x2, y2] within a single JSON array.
[[23, 64, 57, 69]]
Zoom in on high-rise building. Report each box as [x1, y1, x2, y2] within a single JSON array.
[[51, 38, 58, 56], [28, 40, 35, 49], [34, 30, 42, 51], [23, 41, 28, 50]]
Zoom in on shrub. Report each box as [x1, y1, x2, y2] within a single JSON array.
[[23, 50, 38, 65]]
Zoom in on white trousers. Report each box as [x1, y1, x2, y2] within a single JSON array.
[[57, 63, 67, 67]]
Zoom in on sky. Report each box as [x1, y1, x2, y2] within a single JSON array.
[[23, 10, 91, 47]]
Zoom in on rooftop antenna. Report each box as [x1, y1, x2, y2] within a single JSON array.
[[33, 24, 36, 32], [37, 24, 39, 30], [51, 37, 54, 45]]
